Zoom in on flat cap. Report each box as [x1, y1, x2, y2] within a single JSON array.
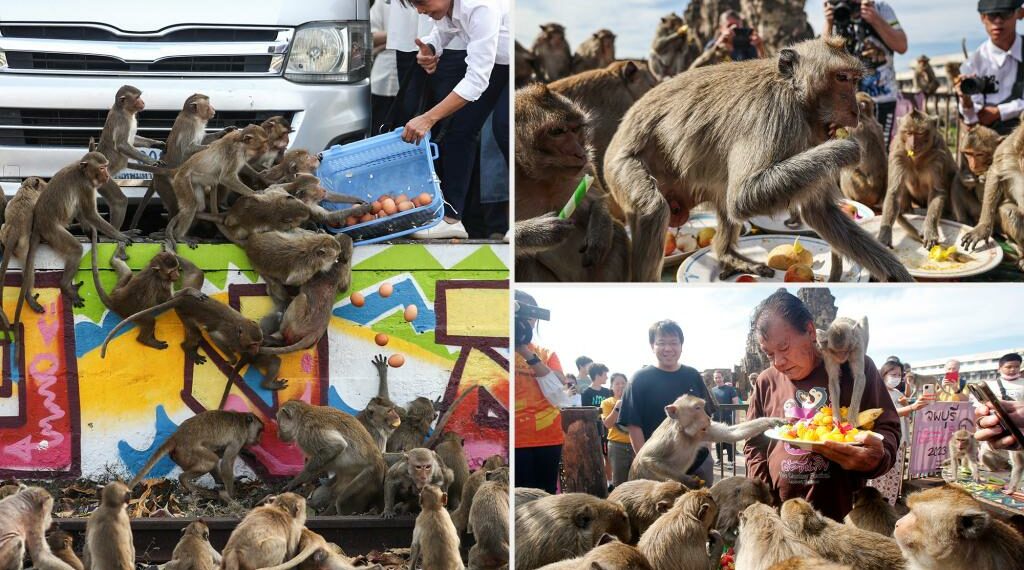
[[979, 0, 1023, 14]]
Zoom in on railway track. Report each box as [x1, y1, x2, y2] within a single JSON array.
[[53, 515, 417, 564]]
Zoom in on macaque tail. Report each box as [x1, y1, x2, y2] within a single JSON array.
[[257, 332, 321, 355], [128, 437, 175, 489], [90, 229, 116, 310], [252, 543, 321, 570], [100, 293, 189, 357]]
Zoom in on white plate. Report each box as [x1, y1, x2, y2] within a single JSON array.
[[764, 426, 864, 451], [627, 214, 752, 268], [676, 235, 870, 283], [750, 199, 875, 234], [858, 214, 1004, 279]]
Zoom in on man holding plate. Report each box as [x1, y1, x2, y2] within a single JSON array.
[[744, 291, 901, 521]]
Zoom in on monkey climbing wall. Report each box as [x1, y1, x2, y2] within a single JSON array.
[[0, 242, 510, 479]]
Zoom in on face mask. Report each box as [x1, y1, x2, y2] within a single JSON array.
[[885, 375, 902, 389], [1002, 373, 1021, 381]]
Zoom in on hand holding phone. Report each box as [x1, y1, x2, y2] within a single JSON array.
[[969, 382, 1024, 450]]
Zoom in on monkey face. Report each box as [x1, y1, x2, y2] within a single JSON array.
[[827, 68, 862, 130], [540, 24, 567, 47], [963, 150, 993, 176], [411, 461, 434, 486], [386, 408, 401, 428], [538, 121, 588, 170]]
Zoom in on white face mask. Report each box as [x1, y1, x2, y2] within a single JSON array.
[[1003, 373, 1021, 381], [885, 375, 902, 389]]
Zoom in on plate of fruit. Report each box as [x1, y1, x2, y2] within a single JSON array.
[[858, 214, 1003, 279], [677, 235, 870, 283], [764, 405, 883, 450], [658, 214, 752, 268], [750, 199, 874, 234]]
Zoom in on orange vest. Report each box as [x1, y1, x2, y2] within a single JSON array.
[[514, 345, 565, 448]]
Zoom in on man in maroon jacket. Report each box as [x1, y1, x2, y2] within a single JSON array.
[[743, 291, 901, 521]]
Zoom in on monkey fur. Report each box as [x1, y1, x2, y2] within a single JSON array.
[[515, 493, 631, 570], [816, 316, 869, 425], [607, 479, 689, 543]]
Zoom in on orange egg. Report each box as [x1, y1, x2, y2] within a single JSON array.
[[351, 292, 365, 307], [377, 193, 392, 201], [345, 216, 358, 226], [416, 192, 432, 205], [371, 201, 383, 214], [381, 198, 398, 215], [404, 305, 418, 322], [375, 333, 389, 346], [359, 213, 375, 223], [388, 354, 405, 368], [396, 193, 409, 203], [379, 282, 394, 297], [398, 201, 415, 212]]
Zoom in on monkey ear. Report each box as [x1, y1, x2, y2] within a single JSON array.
[[697, 501, 711, 521], [778, 49, 799, 79], [313, 550, 328, 563], [656, 500, 672, 514], [574, 505, 595, 529], [622, 61, 639, 81], [441, 492, 449, 507], [956, 510, 990, 539], [665, 404, 678, 419], [597, 533, 617, 546], [245, 414, 255, 424]]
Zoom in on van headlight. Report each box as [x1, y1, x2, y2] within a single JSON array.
[[285, 21, 368, 83]]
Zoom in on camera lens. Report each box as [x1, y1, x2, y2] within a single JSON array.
[[833, 1, 852, 22]]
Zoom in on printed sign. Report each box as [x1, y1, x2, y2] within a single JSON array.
[[908, 402, 974, 479]]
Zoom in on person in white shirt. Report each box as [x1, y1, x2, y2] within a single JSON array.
[[958, 0, 1024, 135], [371, 1, 399, 134], [988, 353, 1024, 401], [398, 0, 510, 240]]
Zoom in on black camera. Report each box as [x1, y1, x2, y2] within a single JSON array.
[[514, 300, 550, 346], [732, 27, 753, 49], [829, 0, 862, 25], [960, 75, 999, 96]]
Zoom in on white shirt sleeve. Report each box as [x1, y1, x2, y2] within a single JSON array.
[[450, 2, 501, 102], [420, 22, 457, 59]]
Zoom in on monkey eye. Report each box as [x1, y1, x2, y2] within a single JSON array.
[[549, 127, 566, 137]]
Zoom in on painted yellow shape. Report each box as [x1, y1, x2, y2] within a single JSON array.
[[462, 347, 510, 395], [443, 288, 508, 338]]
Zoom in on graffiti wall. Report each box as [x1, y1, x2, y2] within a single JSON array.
[[0, 242, 509, 479]]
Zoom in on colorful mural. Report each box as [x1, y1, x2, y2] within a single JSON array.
[[0, 242, 509, 478]]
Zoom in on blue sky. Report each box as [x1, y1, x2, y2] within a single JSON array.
[[516, 0, 993, 76], [518, 286, 1020, 378]]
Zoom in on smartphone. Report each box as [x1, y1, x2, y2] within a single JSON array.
[[968, 382, 1024, 449], [921, 383, 936, 401]]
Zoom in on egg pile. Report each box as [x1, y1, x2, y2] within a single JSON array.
[[348, 282, 419, 368], [777, 406, 867, 443], [342, 192, 433, 227]]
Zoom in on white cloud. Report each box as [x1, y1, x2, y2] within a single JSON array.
[[518, 285, 1022, 378]]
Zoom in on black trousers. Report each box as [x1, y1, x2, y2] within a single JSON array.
[[393, 50, 430, 129], [430, 51, 510, 219], [515, 444, 562, 494]]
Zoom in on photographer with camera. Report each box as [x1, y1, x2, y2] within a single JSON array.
[[514, 290, 571, 494], [689, 10, 765, 69], [824, 0, 907, 146], [957, 0, 1024, 135]]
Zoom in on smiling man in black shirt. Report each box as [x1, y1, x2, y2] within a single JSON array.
[[619, 319, 716, 484]]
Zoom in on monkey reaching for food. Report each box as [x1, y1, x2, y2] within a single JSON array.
[[947, 428, 981, 483], [0, 486, 76, 570], [844, 486, 898, 536], [355, 356, 403, 453], [604, 37, 912, 282], [94, 85, 164, 230], [961, 123, 1024, 272], [514, 84, 630, 282], [90, 231, 204, 350], [894, 484, 1024, 570], [816, 316, 869, 425], [127, 410, 264, 502], [383, 448, 454, 519], [628, 394, 779, 486], [83, 481, 135, 570], [877, 109, 962, 250]]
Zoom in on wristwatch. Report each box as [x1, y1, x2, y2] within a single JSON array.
[[525, 353, 541, 365]]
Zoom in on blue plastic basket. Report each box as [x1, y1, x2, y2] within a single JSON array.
[[316, 128, 444, 245]]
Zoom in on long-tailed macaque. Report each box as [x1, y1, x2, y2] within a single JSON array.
[[840, 93, 888, 209], [962, 123, 1024, 272], [954, 125, 1002, 224], [605, 37, 912, 282], [532, 24, 573, 83], [648, 13, 700, 80], [816, 316, 869, 424], [878, 109, 962, 250], [514, 84, 629, 282], [572, 29, 616, 74]]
